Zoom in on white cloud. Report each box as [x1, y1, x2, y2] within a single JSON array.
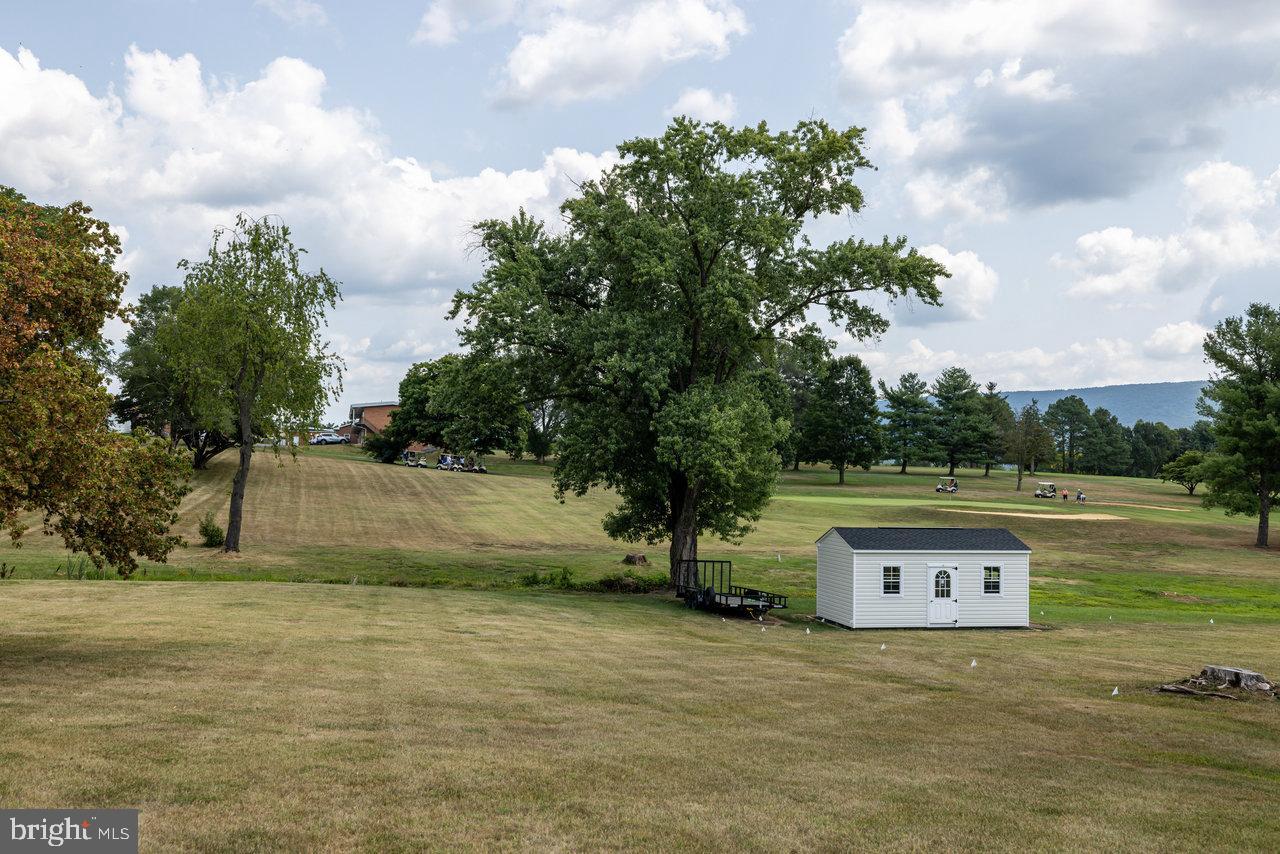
[[1143, 321, 1207, 359], [255, 0, 329, 27], [897, 245, 999, 325], [1059, 160, 1280, 298], [1182, 160, 1278, 224], [838, 0, 1216, 101], [848, 335, 1166, 390], [412, 0, 518, 45], [412, 1, 747, 105], [0, 45, 619, 296], [869, 98, 967, 163], [664, 87, 736, 122], [905, 166, 1009, 222], [501, 1, 747, 104], [973, 58, 1073, 101], [838, 1, 1280, 210]]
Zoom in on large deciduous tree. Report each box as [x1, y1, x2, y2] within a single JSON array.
[[800, 355, 882, 484], [1005, 399, 1054, 491], [1198, 303, 1280, 548], [1, 187, 189, 575], [112, 285, 239, 468], [176, 215, 343, 552], [878, 372, 936, 474], [454, 119, 947, 578], [775, 335, 832, 472], [1160, 450, 1206, 495], [1128, 419, 1179, 478]]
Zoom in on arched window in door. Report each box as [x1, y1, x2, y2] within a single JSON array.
[[933, 569, 952, 599]]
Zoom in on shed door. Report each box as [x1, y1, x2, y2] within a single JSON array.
[[927, 565, 959, 626]]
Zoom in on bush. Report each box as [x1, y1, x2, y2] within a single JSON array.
[[514, 567, 667, 594], [362, 431, 409, 464], [515, 567, 575, 589], [198, 512, 225, 548], [591, 570, 669, 594]]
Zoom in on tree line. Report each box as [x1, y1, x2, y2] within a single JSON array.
[[6, 118, 1278, 576], [347, 121, 1280, 560]]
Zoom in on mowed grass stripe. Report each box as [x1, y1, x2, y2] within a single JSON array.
[[0, 582, 1276, 850]]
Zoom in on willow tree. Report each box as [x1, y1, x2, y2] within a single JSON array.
[[176, 216, 342, 552], [454, 119, 947, 579]]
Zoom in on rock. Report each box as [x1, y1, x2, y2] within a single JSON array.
[[622, 553, 649, 566], [1201, 665, 1271, 691]]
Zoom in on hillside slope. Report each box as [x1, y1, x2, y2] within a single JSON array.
[[1003, 380, 1206, 427]]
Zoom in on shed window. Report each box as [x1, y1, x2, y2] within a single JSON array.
[[983, 565, 1002, 595], [882, 566, 901, 595]]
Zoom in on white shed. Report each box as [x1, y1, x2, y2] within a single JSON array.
[[815, 527, 1030, 629]]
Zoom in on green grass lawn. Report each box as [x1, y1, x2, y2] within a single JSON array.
[[0, 582, 1276, 850], [1, 449, 1278, 849]]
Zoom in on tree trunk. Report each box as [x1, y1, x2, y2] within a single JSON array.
[[1016, 462, 1024, 491], [838, 463, 846, 485], [948, 453, 957, 476], [668, 474, 700, 584], [223, 395, 255, 552], [984, 462, 991, 477], [792, 458, 800, 472], [899, 458, 907, 474], [1258, 475, 1270, 548]]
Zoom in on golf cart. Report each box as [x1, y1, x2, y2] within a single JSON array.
[[1034, 481, 1057, 498], [436, 453, 458, 471], [936, 476, 958, 493]]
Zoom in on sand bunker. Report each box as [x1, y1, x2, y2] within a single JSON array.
[[936, 508, 1123, 521]]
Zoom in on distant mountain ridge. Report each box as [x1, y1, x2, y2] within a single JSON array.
[[1002, 380, 1208, 428]]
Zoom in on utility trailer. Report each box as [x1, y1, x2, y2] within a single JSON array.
[[674, 559, 788, 617]]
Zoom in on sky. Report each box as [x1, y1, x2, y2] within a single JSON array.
[[3, 0, 1279, 423]]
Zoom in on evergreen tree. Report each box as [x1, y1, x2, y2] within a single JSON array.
[[877, 372, 937, 474], [979, 381, 1014, 476], [1198, 303, 1280, 548], [1079, 407, 1131, 475], [931, 367, 986, 476], [801, 355, 882, 485], [1043, 395, 1094, 473]]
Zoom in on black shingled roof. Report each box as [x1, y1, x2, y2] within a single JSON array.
[[823, 527, 1031, 552]]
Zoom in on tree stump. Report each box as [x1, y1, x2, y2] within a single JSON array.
[[622, 553, 649, 566], [1201, 665, 1271, 692]]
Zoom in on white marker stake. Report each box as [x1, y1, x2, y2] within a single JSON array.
[[806, 627, 811, 635], [1111, 686, 1119, 696], [880, 643, 886, 651], [970, 659, 977, 668], [1209, 618, 1214, 624]]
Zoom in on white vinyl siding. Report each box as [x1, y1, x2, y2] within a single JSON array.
[[848, 551, 1029, 629], [815, 532, 855, 627]]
